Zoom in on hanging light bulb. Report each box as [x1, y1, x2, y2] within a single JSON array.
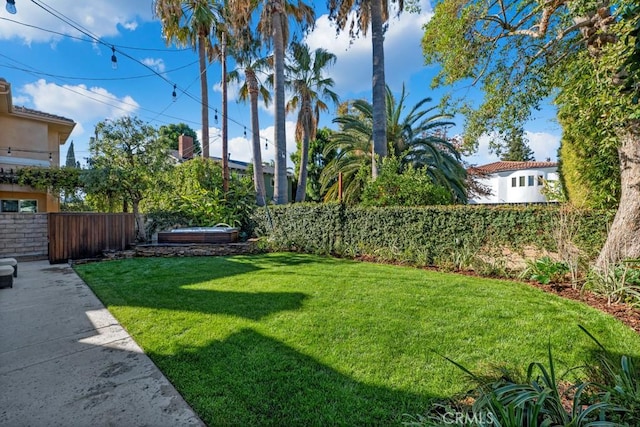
[[5, 0, 16, 14], [7, 147, 11, 156], [111, 46, 118, 70], [49, 153, 53, 162], [264, 140, 268, 150], [172, 84, 177, 101], [214, 109, 218, 124], [243, 127, 247, 138]]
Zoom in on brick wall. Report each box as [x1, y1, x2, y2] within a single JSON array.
[[0, 213, 48, 260]]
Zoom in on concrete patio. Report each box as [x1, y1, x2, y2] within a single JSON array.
[[0, 260, 204, 427]]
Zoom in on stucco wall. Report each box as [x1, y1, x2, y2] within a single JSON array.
[[0, 213, 48, 260], [471, 167, 558, 204]]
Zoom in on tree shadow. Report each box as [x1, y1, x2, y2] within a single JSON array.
[[129, 288, 308, 320], [148, 328, 440, 426]]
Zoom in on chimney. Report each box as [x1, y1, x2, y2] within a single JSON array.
[[178, 134, 193, 160]]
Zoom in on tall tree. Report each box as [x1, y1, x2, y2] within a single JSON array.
[[228, 35, 272, 206], [422, 0, 640, 266], [154, 0, 220, 159], [290, 127, 337, 202], [87, 116, 171, 242], [499, 134, 535, 162], [321, 85, 466, 203], [65, 140, 77, 168], [285, 41, 339, 202], [328, 0, 405, 179], [257, 0, 315, 204]]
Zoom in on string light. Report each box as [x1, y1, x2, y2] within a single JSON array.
[[7, 147, 11, 156], [172, 84, 177, 101], [5, 0, 16, 14], [243, 127, 247, 138], [49, 153, 52, 162], [110, 46, 117, 70], [214, 109, 218, 124]]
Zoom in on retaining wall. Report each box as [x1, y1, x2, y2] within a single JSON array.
[[0, 213, 48, 260]]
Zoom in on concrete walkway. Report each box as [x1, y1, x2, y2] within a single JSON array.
[[0, 260, 204, 427]]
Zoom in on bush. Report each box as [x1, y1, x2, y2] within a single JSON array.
[[144, 158, 256, 237], [252, 204, 613, 273], [361, 158, 453, 207]]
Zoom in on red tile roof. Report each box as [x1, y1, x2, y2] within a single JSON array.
[[469, 161, 558, 174]]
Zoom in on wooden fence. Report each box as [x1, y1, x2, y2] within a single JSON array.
[[48, 213, 136, 263]]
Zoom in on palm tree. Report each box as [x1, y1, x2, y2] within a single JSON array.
[[257, 0, 314, 204], [285, 41, 339, 202], [321, 85, 467, 203], [228, 35, 272, 206], [154, 0, 221, 159], [328, 0, 405, 180]]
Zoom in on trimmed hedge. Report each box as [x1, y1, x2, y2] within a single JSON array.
[[252, 204, 614, 270]]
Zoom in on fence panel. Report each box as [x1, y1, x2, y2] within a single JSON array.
[[48, 213, 135, 263]]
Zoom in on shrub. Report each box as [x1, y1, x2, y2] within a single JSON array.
[[252, 204, 613, 273], [520, 256, 570, 284]]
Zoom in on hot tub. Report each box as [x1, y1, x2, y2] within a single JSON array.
[[157, 225, 239, 244]]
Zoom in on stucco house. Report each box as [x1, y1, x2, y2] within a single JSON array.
[[0, 78, 76, 212], [468, 161, 559, 204]]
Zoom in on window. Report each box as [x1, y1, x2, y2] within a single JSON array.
[[0, 199, 37, 213], [519, 176, 525, 187], [511, 177, 517, 187], [528, 175, 534, 186]]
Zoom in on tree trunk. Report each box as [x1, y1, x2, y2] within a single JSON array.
[[596, 121, 640, 268], [295, 108, 311, 203], [199, 34, 210, 159], [132, 199, 146, 242], [246, 68, 266, 206], [370, 0, 387, 180], [271, 0, 288, 204], [221, 32, 229, 193]]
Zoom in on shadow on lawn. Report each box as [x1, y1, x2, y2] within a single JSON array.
[[150, 328, 438, 426], [130, 288, 308, 320]]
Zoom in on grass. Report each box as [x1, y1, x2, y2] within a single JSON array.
[[75, 253, 640, 426]]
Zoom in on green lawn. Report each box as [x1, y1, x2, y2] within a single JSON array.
[[75, 253, 640, 425]]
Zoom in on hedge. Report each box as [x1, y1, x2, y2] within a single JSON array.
[[251, 204, 614, 271]]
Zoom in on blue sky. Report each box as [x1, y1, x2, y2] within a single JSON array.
[[0, 0, 561, 168]]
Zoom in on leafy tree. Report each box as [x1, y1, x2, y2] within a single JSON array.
[[361, 156, 453, 207], [86, 116, 172, 242], [328, 0, 409, 179], [321, 85, 466, 203], [256, 0, 314, 204], [422, 0, 640, 266], [158, 123, 202, 157], [290, 127, 337, 202], [154, 0, 222, 159], [285, 41, 339, 202], [144, 157, 255, 233], [499, 134, 535, 162]]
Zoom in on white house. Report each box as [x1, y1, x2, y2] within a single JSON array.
[[468, 161, 559, 204]]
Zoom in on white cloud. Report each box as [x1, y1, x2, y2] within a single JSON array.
[[141, 58, 166, 74], [304, 1, 433, 97], [0, 1, 151, 44], [19, 79, 140, 137], [526, 131, 560, 162]]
